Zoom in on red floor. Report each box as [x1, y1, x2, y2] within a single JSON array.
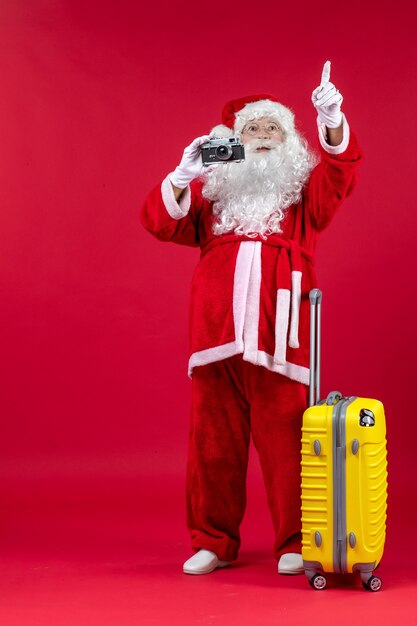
[[1, 473, 415, 626]]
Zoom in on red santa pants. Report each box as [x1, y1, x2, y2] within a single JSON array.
[[186, 354, 308, 562]]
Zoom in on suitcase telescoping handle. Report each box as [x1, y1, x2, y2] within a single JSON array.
[[309, 289, 322, 407]]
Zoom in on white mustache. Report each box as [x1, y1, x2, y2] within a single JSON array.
[[245, 139, 278, 152]]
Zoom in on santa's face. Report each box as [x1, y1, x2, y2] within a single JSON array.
[[240, 117, 285, 153]]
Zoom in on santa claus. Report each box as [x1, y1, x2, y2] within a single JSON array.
[[141, 62, 362, 575]]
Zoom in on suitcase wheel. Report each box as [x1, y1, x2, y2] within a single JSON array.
[[362, 576, 382, 592], [309, 574, 327, 590]]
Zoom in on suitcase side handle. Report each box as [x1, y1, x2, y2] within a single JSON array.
[[309, 289, 322, 407]]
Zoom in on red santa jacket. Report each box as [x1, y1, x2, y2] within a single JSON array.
[[141, 119, 363, 385]]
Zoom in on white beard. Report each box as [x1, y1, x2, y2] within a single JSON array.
[[202, 134, 317, 239]]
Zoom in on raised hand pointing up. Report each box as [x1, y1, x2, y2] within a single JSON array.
[[320, 60, 331, 86], [311, 60, 343, 128]]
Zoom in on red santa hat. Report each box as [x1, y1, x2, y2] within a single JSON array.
[[210, 94, 296, 138]]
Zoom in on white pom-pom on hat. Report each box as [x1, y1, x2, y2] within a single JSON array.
[[209, 124, 234, 139]]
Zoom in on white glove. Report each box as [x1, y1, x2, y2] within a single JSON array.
[[170, 134, 211, 189], [311, 61, 343, 128]]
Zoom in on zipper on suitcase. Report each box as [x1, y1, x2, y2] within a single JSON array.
[[333, 397, 353, 575]]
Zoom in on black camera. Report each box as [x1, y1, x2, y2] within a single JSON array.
[[201, 138, 245, 165]]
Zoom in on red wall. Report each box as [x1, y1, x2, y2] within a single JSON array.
[[0, 0, 415, 533]]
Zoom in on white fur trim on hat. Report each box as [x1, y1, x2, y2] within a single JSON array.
[[234, 100, 295, 136]]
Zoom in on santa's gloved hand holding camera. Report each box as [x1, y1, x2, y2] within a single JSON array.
[[170, 134, 211, 190]]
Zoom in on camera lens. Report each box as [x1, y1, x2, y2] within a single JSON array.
[[215, 144, 233, 160]]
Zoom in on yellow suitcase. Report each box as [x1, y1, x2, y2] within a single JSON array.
[[301, 290, 388, 591]]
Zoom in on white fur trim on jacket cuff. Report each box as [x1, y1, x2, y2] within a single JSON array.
[[317, 113, 350, 155], [161, 173, 191, 220]]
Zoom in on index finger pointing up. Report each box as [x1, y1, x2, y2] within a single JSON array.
[[321, 60, 331, 85]]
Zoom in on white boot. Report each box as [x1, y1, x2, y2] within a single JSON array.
[[278, 553, 304, 575], [183, 549, 230, 575]]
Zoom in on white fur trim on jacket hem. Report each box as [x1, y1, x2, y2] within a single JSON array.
[[187, 239, 310, 385], [188, 344, 309, 385], [255, 351, 309, 384], [317, 113, 350, 155], [161, 173, 191, 220], [188, 341, 244, 376]]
